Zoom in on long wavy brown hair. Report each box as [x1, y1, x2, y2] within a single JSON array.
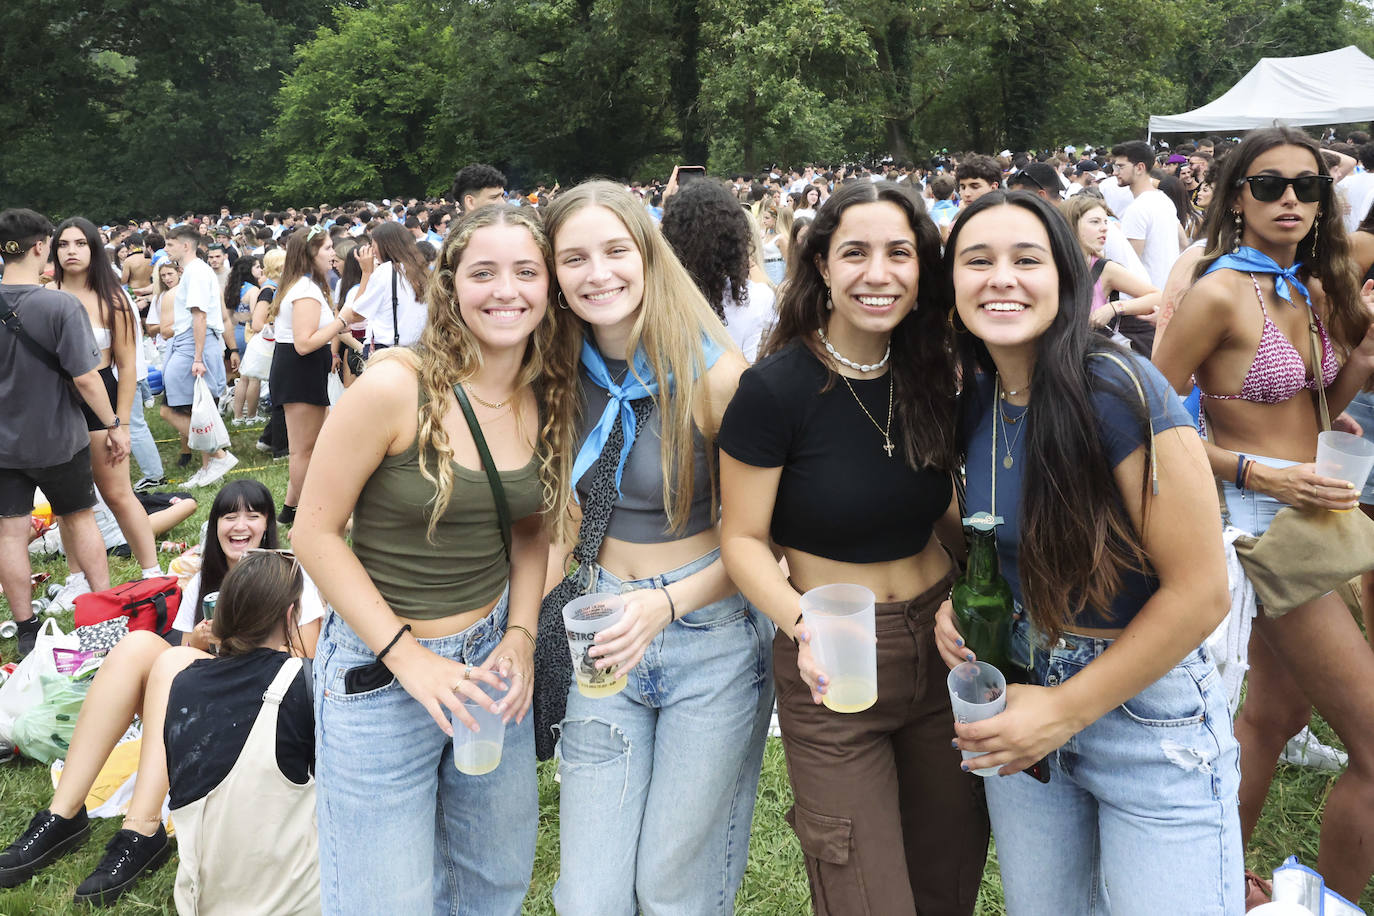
[[542, 181, 737, 534], [374, 205, 580, 543], [1196, 126, 1368, 355], [269, 228, 334, 325]]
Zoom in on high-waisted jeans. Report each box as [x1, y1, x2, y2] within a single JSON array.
[[552, 548, 774, 916], [314, 591, 536, 916]]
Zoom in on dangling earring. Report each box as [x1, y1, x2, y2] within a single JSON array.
[[1311, 212, 1321, 256], [825, 288, 834, 311], [1231, 210, 1243, 254], [556, 291, 569, 310]]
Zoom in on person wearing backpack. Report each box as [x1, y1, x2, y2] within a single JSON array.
[[0, 208, 129, 658]]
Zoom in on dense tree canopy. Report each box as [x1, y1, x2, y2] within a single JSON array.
[[3, 0, 1372, 219]]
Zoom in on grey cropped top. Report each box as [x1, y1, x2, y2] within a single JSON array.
[[575, 358, 715, 543]]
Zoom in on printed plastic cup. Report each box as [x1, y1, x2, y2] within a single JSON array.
[[562, 593, 628, 698], [453, 682, 507, 776], [800, 584, 877, 713], [947, 661, 1007, 777], [1315, 431, 1374, 503]]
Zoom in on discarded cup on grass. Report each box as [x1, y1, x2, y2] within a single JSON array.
[[947, 661, 1007, 777], [800, 584, 877, 713]]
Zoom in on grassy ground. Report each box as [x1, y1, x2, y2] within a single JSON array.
[[0, 405, 1370, 913]]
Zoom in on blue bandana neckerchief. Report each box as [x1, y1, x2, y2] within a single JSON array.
[[1202, 245, 1312, 309], [572, 335, 725, 497]]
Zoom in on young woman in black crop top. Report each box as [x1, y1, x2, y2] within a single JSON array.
[[541, 181, 773, 914], [718, 179, 989, 915]]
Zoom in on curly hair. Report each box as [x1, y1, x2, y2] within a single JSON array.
[[660, 179, 751, 324], [374, 205, 581, 545]]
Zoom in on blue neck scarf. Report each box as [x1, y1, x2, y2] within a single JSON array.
[[1203, 246, 1312, 309], [572, 335, 725, 496]]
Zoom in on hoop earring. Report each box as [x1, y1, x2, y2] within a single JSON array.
[[1231, 210, 1243, 254], [557, 291, 569, 310]]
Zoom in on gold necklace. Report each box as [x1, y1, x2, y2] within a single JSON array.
[[840, 372, 895, 458], [463, 383, 512, 410], [994, 375, 1030, 469]]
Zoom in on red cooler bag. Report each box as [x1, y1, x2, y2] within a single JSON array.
[[74, 576, 180, 636]]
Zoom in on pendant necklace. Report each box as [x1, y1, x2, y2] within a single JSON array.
[[840, 372, 896, 458], [994, 375, 1029, 469], [463, 384, 512, 410]]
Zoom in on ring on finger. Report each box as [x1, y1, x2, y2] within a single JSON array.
[[463, 664, 473, 681]]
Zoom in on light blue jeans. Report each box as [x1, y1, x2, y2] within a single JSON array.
[[129, 378, 163, 478], [1219, 454, 1293, 536], [984, 617, 1243, 915], [552, 548, 774, 916], [1341, 389, 1374, 503], [314, 590, 536, 916]]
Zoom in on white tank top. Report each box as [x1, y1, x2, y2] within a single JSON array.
[[171, 657, 320, 915]]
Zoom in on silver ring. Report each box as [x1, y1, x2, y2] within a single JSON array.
[[463, 664, 473, 681]]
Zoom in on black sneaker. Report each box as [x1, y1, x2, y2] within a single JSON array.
[[0, 808, 91, 887], [177, 451, 192, 468], [133, 476, 169, 493], [278, 504, 296, 525], [15, 617, 41, 659], [73, 825, 171, 906]]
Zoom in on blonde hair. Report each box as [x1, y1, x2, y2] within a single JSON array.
[[742, 208, 777, 290], [542, 181, 737, 534], [374, 205, 581, 543], [1057, 195, 1116, 255], [262, 249, 286, 282]]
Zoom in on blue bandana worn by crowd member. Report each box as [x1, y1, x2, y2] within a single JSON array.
[[1203, 245, 1313, 309], [571, 334, 725, 498]]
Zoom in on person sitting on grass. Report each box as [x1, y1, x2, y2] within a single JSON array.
[[0, 479, 322, 906]]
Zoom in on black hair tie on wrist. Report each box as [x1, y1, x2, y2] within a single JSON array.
[[376, 624, 412, 662]]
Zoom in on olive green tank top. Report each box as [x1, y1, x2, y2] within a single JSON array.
[[351, 413, 544, 620]]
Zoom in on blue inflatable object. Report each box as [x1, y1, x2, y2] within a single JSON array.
[[147, 367, 164, 396]]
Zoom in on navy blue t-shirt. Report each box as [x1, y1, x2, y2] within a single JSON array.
[[962, 351, 1194, 629]]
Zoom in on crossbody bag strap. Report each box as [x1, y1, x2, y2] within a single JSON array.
[[452, 383, 512, 561], [1307, 313, 1332, 433], [0, 289, 72, 381], [391, 266, 400, 348]]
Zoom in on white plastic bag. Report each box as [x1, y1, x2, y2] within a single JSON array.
[[327, 370, 344, 406], [188, 376, 230, 451], [0, 619, 78, 745], [240, 326, 274, 380]]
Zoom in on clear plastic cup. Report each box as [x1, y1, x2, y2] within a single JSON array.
[[562, 593, 628, 698], [800, 584, 877, 713], [947, 661, 1007, 777], [453, 682, 507, 776], [1315, 431, 1374, 501]]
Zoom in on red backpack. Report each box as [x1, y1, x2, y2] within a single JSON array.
[[74, 576, 181, 636]]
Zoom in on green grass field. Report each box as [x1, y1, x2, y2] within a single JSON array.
[[0, 407, 1369, 913]]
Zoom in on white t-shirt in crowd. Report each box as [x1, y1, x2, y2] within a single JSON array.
[[348, 262, 426, 348], [174, 566, 327, 633], [1338, 170, 1374, 234], [1120, 189, 1182, 289], [172, 258, 225, 338], [274, 277, 334, 345], [793, 208, 817, 221], [1097, 176, 1136, 220], [722, 280, 776, 363]]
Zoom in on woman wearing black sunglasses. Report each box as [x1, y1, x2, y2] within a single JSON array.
[[1154, 126, 1374, 902]]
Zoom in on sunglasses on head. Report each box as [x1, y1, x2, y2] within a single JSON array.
[[305, 224, 327, 242], [1235, 174, 1332, 203], [245, 547, 299, 572]]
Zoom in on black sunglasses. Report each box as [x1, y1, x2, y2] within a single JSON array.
[[1235, 174, 1332, 203]]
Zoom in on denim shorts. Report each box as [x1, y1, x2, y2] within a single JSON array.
[[553, 548, 774, 916], [1342, 389, 1374, 503], [313, 590, 536, 916], [1219, 453, 1293, 537], [983, 617, 1243, 915]]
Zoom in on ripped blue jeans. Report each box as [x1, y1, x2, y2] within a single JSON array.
[[983, 617, 1243, 915], [552, 549, 774, 916]]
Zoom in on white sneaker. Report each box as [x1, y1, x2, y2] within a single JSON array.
[[1280, 726, 1348, 772], [197, 451, 239, 488], [183, 467, 208, 488], [768, 703, 782, 738], [50, 576, 92, 612], [27, 529, 63, 557]]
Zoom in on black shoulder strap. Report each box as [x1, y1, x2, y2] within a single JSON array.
[[452, 383, 512, 561], [0, 288, 72, 381], [1089, 258, 1107, 283], [390, 266, 400, 348]]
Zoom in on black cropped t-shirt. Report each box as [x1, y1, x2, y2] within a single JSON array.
[[717, 339, 952, 563]]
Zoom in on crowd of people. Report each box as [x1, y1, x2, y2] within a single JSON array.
[[2, 127, 1374, 913]]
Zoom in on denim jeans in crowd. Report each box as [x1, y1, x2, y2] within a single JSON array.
[[129, 378, 163, 478], [314, 589, 536, 916], [1342, 389, 1374, 503], [984, 616, 1243, 915], [552, 548, 774, 916], [1219, 453, 1293, 536]]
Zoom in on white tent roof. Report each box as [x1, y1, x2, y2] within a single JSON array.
[[1149, 46, 1374, 135]]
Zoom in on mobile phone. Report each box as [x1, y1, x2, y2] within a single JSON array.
[[676, 165, 706, 185]]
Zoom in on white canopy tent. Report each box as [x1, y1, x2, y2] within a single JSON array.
[[1148, 45, 1374, 137]]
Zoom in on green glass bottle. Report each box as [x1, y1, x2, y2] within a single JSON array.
[[951, 512, 1015, 674]]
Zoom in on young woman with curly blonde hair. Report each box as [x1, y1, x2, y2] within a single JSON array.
[[292, 204, 581, 915]]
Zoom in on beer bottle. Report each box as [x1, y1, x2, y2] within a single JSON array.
[[950, 512, 1015, 673]]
